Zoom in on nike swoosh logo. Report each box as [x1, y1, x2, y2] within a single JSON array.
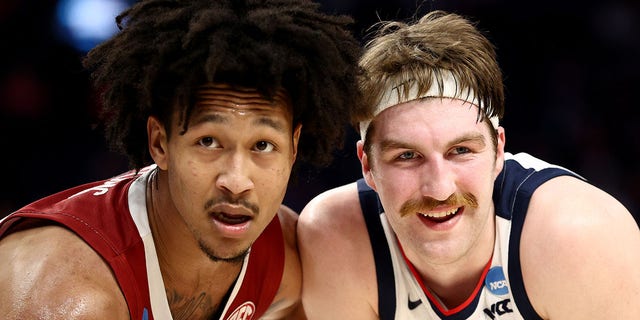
[[408, 298, 423, 310]]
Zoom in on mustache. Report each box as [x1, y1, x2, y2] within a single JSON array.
[[399, 192, 478, 217], [204, 196, 259, 215]]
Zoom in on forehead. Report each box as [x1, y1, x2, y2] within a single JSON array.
[[190, 83, 293, 119]]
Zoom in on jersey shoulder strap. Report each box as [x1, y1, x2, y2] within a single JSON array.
[[357, 178, 396, 320]]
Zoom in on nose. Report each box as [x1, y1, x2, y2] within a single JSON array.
[[419, 157, 456, 201], [215, 152, 255, 195]]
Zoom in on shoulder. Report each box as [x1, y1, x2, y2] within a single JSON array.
[[298, 181, 364, 234], [297, 181, 372, 258], [520, 175, 640, 319], [523, 175, 636, 249], [0, 224, 129, 319], [297, 182, 379, 319], [298, 181, 371, 258], [277, 204, 301, 267], [278, 204, 299, 244], [259, 205, 303, 319]]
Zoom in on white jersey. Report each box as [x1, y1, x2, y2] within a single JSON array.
[[358, 152, 583, 320]]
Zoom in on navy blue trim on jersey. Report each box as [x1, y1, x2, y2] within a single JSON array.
[[357, 154, 584, 320], [494, 158, 582, 320], [358, 178, 483, 320], [427, 290, 483, 320], [357, 178, 397, 320]]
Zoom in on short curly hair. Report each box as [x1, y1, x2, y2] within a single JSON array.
[[83, 0, 362, 170]]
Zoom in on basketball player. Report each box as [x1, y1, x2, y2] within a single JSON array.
[[0, 0, 361, 319], [298, 10, 640, 319]]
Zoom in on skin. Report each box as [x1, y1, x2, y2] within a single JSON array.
[[298, 97, 640, 319], [363, 98, 502, 308], [0, 83, 304, 319]]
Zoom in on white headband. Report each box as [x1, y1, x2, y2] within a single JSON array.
[[359, 70, 499, 139]]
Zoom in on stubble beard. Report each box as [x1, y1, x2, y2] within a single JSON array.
[[198, 240, 249, 265]]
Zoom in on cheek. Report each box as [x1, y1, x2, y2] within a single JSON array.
[[171, 157, 200, 185], [274, 166, 292, 189], [254, 167, 290, 215], [457, 163, 496, 202], [373, 165, 417, 191], [166, 141, 200, 179], [372, 174, 413, 212], [169, 161, 209, 204], [259, 163, 291, 191]]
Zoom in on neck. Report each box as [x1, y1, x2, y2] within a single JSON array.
[[404, 216, 496, 310], [423, 256, 493, 310], [145, 168, 244, 319]]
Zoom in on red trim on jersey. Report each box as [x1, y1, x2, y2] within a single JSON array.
[[1, 167, 286, 320], [222, 215, 284, 320], [1, 169, 152, 320], [396, 237, 493, 316]]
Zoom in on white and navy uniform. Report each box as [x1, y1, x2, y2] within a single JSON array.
[[358, 152, 584, 320]]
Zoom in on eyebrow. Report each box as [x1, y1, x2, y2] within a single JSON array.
[[378, 132, 486, 152], [451, 132, 486, 147], [378, 139, 412, 153], [254, 117, 286, 132]]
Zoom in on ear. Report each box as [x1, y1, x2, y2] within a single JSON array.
[[357, 140, 377, 191], [291, 123, 302, 162], [494, 126, 506, 178], [147, 116, 169, 170]]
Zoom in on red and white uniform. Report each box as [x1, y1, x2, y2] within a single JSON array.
[[0, 165, 284, 320]]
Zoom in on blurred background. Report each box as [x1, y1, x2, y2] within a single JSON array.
[[0, 0, 638, 220]]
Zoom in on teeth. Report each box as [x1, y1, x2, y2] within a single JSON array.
[[214, 212, 251, 225], [420, 208, 458, 218]]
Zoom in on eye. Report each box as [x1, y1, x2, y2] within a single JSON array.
[[451, 146, 471, 155], [254, 140, 275, 152], [398, 150, 417, 160], [198, 137, 221, 149]]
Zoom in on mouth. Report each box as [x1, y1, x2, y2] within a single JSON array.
[[212, 212, 252, 225], [209, 204, 255, 237], [418, 207, 461, 223]]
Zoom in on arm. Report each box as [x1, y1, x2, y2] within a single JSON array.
[[0, 224, 130, 320], [297, 182, 379, 320], [260, 205, 305, 320], [521, 176, 640, 319]]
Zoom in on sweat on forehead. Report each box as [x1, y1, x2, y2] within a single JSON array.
[[196, 83, 291, 106], [358, 70, 499, 140]]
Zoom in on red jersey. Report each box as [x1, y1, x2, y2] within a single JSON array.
[[0, 165, 285, 320]]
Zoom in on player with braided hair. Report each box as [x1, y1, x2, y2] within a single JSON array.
[[0, 0, 361, 319]]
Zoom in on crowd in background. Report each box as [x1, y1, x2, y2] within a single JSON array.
[[1, 0, 638, 219]]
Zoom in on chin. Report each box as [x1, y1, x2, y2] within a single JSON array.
[[199, 241, 251, 264]]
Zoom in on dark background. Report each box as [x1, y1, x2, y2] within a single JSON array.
[[1, 0, 638, 220]]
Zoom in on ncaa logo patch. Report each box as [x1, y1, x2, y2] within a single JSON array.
[[226, 301, 256, 320], [485, 266, 509, 296]]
